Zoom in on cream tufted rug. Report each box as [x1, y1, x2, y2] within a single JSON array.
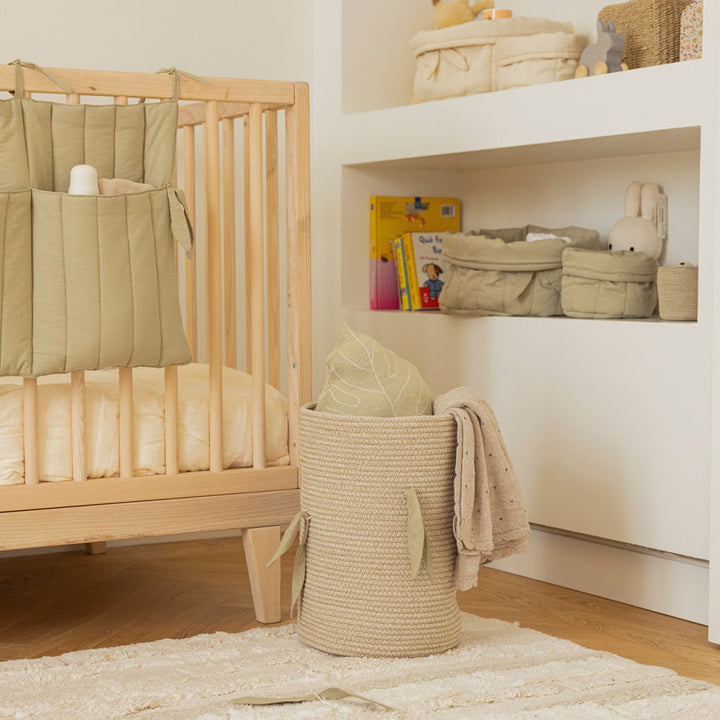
[[2, 613, 719, 719]]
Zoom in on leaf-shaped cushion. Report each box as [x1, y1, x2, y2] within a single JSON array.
[[315, 324, 433, 417]]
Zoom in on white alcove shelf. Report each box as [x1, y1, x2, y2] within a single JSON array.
[[315, 0, 719, 632]]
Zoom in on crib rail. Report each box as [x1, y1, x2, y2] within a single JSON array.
[[0, 66, 296, 104], [0, 66, 311, 488]]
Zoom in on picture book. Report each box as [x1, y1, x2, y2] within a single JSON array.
[[393, 236, 411, 311], [402, 232, 448, 310], [369, 196, 460, 309]]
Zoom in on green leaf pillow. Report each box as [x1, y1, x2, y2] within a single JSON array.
[[315, 324, 433, 417]]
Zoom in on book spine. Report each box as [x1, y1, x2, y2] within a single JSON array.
[[369, 198, 379, 309], [394, 236, 411, 311], [403, 233, 421, 311]]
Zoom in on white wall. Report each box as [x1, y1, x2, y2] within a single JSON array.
[[2, 1, 312, 81]]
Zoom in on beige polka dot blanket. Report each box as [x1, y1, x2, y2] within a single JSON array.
[[434, 387, 530, 591]]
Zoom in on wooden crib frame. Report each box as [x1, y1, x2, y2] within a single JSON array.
[[0, 66, 311, 623]]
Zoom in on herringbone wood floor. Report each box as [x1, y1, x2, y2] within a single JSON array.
[[0, 537, 718, 685]]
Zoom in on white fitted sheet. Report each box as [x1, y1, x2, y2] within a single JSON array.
[[0, 363, 288, 484]]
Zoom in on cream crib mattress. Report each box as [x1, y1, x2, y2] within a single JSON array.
[[0, 363, 289, 485]]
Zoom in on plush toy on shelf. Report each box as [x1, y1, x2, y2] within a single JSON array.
[[608, 181, 665, 259], [575, 19, 629, 77], [432, 0, 495, 30]]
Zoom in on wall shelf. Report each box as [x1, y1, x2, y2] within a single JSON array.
[[345, 309, 699, 326], [337, 60, 706, 169]]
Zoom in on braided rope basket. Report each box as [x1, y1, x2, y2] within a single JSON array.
[[657, 264, 698, 321], [599, 0, 693, 68], [296, 404, 460, 658]]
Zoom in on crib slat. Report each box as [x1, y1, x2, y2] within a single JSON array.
[[243, 117, 252, 374], [222, 117, 237, 369], [119, 367, 133, 479], [285, 84, 312, 467], [164, 366, 179, 476], [249, 104, 266, 469], [183, 126, 198, 361], [265, 110, 281, 390], [173, 162, 179, 273], [205, 101, 224, 473], [109, 96, 135, 483], [23, 378, 39, 485], [71, 371, 86, 482]]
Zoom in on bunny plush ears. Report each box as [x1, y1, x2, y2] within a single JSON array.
[[608, 181, 664, 259], [598, 19, 618, 34], [625, 181, 661, 221]]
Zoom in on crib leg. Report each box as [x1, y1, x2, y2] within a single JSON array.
[[242, 526, 282, 624], [85, 542, 106, 555]]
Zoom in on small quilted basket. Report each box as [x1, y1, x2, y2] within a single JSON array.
[[273, 404, 460, 658], [680, 1, 703, 61], [657, 264, 698, 321]]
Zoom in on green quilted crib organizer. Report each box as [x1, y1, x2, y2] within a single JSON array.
[[0, 62, 194, 377]]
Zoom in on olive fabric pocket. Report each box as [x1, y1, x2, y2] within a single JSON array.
[[0, 186, 192, 377], [0, 190, 33, 376]]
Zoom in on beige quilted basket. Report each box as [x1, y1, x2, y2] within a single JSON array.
[[279, 404, 460, 658]]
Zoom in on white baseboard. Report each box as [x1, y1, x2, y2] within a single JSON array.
[[490, 525, 709, 626]]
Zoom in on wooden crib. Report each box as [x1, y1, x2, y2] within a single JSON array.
[[0, 65, 311, 624]]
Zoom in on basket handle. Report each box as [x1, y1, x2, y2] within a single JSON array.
[[406, 489, 436, 583], [267, 510, 309, 617]]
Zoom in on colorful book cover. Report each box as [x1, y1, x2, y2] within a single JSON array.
[[369, 196, 460, 309], [402, 232, 447, 310], [393, 236, 411, 311]]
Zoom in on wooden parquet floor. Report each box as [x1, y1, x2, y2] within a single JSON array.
[[0, 537, 718, 685]]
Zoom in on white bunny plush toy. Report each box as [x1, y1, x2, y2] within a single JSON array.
[[607, 181, 664, 259]]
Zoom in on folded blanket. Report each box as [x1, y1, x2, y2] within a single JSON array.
[[434, 387, 530, 590], [98, 178, 155, 195]]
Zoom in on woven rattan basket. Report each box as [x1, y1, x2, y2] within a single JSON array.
[[657, 264, 698, 321], [296, 404, 460, 658], [599, 0, 693, 68]]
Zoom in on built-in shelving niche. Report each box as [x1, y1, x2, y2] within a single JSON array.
[[342, 126, 702, 321]]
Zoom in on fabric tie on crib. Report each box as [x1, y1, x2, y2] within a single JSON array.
[[9, 59, 75, 96], [149, 67, 211, 101]]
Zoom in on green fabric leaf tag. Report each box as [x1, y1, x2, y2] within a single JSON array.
[[407, 488, 425, 579], [266, 510, 306, 567], [407, 488, 435, 582], [232, 686, 393, 710]]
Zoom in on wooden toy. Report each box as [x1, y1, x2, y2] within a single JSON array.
[[575, 19, 629, 77]]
